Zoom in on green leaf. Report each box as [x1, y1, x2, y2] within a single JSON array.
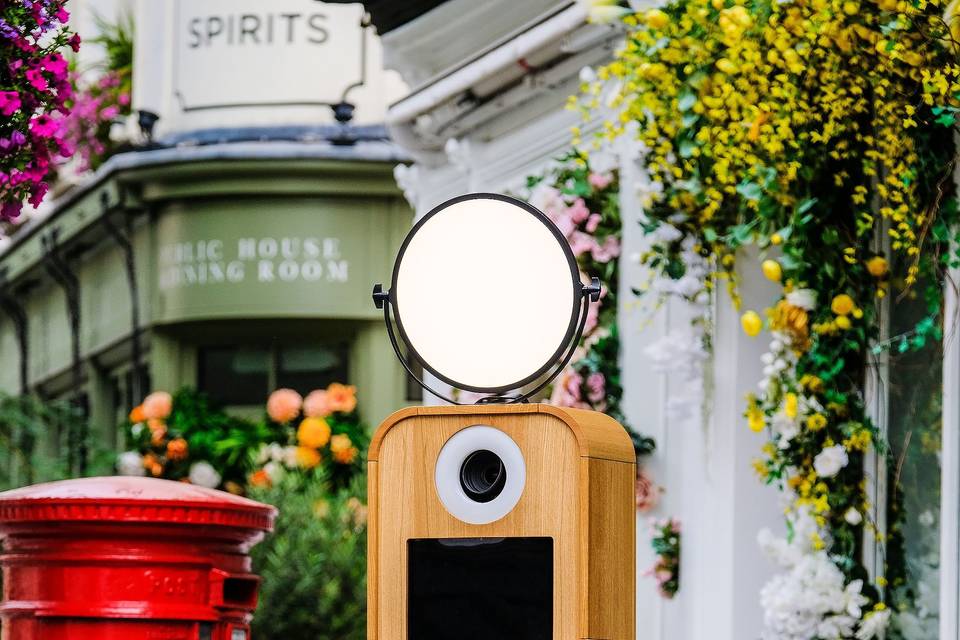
[[797, 198, 817, 214], [679, 139, 697, 158], [737, 181, 763, 201], [678, 89, 697, 112]]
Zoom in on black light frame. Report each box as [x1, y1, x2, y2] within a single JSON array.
[[372, 192, 601, 405]]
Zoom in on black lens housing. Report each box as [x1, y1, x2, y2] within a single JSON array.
[[459, 449, 506, 503]]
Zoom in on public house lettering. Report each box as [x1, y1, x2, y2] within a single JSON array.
[[187, 12, 329, 48], [159, 236, 348, 290]]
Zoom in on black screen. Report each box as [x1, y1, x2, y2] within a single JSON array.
[[408, 537, 553, 640]]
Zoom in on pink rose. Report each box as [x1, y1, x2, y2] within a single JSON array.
[[567, 198, 591, 224], [586, 372, 605, 404], [591, 235, 621, 263], [266, 388, 302, 423], [303, 389, 331, 418], [588, 172, 613, 189], [142, 391, 173, 421], [569, 231, 598, 257], [635, 468, 660, 512], [585, 213, 602, 233]]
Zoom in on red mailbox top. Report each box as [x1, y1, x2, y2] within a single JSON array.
[[0, 476, 275, 532]]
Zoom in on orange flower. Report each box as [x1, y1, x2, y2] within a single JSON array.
[[150, 423, 168, 447], [331, 435, 358, 464], [326, 383, 357, 413], [295, 446, 322, 469], [297, 417, 331, 449], [129, 405, 145, 423], [249, 469, 272, 488], [142, 391, 173, 421], [143, 453, 163, 477], [166, 438, 189, 461], [266, 388, 303, 423]]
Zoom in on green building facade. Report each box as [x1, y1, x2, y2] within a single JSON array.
[[0, 140, 414, 480]]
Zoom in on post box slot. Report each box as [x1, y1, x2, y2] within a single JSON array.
[[222, 577, 259, 608]]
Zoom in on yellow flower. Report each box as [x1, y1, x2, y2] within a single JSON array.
[[770, 233, 783, 245], [784, 393, 798, 419], [747, 406, 765, 432], [806, 413, 827, 431], [831, 294, 855, 316], [866, 256, 888, 277], [761, 259, 782, 282], [297, 417, 331, 449], [645, 8, 669, 29], [741, 310, 763, 336], [295, 446, 322, 469], [835, 315, 852, 330]]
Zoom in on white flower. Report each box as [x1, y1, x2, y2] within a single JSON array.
[[282, 445, 299, 468], [188, 461, 221, 489], [786, 288, 818, 310], [263, 461, 284, 483], [579, 65, 597, 83], [814, 445, 849, 478], [579, 0, 632, 23], [844, 507, 863, 526], [918, 509, 935, 527], [773, 412, 799, 447], [856, 609, 891, 640], [117, 451, 145, 476]]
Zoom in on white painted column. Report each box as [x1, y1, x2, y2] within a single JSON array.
[[940, 267, 960, 640]]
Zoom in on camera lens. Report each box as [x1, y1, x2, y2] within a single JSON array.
[[459, 449, 506, 503]]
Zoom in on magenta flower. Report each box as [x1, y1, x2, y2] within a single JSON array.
[[0, 91, 21, 116], [1, 201, 23, 221], [25, 68, 47, 91], [68, 33, 81, 52], [30, 113, 59, 138]]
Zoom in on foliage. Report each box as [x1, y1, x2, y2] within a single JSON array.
[[579, 0, 960, 636], [526, 151, 655, 456], [62, 11, 132, 173], [648, 517, 681, 599], [0, 0, 77, 220], [249, 470, 367, 640]]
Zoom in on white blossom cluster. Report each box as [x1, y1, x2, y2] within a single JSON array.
[[758, 507, 888, 640]]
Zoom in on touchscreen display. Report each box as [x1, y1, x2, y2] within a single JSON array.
[[407, 537, 553, 640]]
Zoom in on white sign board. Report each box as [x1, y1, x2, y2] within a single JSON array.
[[173, 0, 365, 111]]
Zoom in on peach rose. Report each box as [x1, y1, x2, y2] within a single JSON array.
[[166, 438, 189, 461], [267, 388, 302, 423], [326, 383, 357, 413], [295, 446, 322, 469], [330, 434, 357, 464], [297, 417, 331, 449], [142, 391, 173, 421], [303, 389, 331, 418]]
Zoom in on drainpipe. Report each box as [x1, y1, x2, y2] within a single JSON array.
[[385, 3, 588, 154], [0, 268, 29, 395], [42, 229, 85, 475], [100, 192, 143, 406]]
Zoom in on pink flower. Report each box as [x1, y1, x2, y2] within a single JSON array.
[[586, 372, 605, 404], [29, 114, 58, 138], [42, 54, 69, 82], [0, 91, 21, 116], [569, 231, 598, 257], [1, 201, 23, 221], [101, 105, 119, 120], [635, 468, 660, 512], [25, 68, 47, 92], [585, 213, 602, 233], [142, 391, 173, 420], [55, 8, 70, 23], [303, 389, 331, 418], [550, 369, 584, 407], [567, 198, 591, 223], [28, 182, 48, 207], [588, 172, 613, 189], [68, 33, 81, 52], [266, 388, 302, 423], [591, 235, 621, 263]]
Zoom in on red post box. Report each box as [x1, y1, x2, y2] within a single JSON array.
[[0, 476, 276, 640]]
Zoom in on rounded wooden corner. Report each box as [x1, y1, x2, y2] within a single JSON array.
[[368, 406, 421, 462]]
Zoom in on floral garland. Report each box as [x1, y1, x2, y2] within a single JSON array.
[[526, 150, 656, 458], [0, 0, 77, 221], [648, 517, 681, 599], [579, 0, 960, 637]]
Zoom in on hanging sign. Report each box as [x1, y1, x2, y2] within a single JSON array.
[[173, 0, 365, 111]]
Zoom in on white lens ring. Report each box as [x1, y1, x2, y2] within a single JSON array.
[[434, 425, 526, 525]]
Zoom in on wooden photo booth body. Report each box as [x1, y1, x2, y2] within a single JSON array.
[[367, 404, 636, 640]]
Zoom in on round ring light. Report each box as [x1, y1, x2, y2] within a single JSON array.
[[387, 193, 584, 396], [434, 425, 526, 525]]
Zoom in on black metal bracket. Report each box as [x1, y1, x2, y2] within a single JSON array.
[[372, 277, 602, 405], [100, 191, 144, 405]]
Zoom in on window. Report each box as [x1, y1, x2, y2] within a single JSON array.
[[199, 343, 348, 406], [199, 346, 271, 406]]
